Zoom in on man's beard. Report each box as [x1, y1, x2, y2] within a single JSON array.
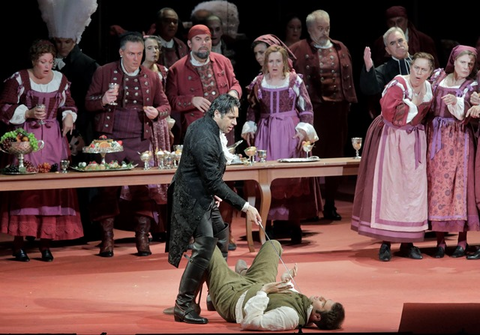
[[316, 37, 328, 46], [193, 50, 210, 60]]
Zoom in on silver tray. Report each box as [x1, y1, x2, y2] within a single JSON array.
[[277, 156, 321, 163], [2, 170, 38, 175], [70, 164, 137, 172]]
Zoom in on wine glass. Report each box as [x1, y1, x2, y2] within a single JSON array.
[[351, 137, 362, 159], [302, 141, 314, 159], [244, 146, 257, 165], [36, 104, 46, 125], [108, 83, 119, 105]]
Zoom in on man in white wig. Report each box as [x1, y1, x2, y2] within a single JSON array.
[[38, 0, 100, 240]]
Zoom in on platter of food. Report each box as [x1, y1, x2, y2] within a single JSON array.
[[70, 161, 137, 172]]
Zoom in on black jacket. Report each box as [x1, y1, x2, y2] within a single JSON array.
[[166, 115, 246, 267]]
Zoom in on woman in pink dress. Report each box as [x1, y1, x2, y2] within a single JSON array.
[[351, 52, 435, 261], [242, 45, 321, 244], [0, 39, 83, 262], [425, 45, 479, 259]]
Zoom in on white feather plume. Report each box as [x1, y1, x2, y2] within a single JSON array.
[[191, 1, 240, 39], [38, 0, 98, 43]]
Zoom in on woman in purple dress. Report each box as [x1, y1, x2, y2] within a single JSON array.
[[241, 45, 321, 244], [425, 45, 479, 259], [0, 39, 83, 262]]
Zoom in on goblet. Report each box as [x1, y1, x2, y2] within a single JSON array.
[[257, 149, 267, 163], [139, 150, 153, 170], [351, 137, 362, 159], [60, 159, 70, 173], [36, 104, 46, 126], [173, 145, 183, 167], [302, 141, 314, 159], [244, 146, 257, 165], [108, 83, 119, 105], [164, 152, 174, 169], [155, 150, 165, 169]]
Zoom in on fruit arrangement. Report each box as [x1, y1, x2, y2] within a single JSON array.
[[83, 135, 123, 153], [0, 128, 40, 152]]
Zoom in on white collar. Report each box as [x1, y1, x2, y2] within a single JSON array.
[[159, 36, 174, 48], [121, 59, 140, 76], [212, 41, 223, 54], [190, 52, 210, 67], [314, 40, 333, 49], [220, 131, 235, 164]]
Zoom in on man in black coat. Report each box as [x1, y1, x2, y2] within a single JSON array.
[[53, 40, 99, 155], [360, 27, 412, 118], [166, 94, 262, 325]]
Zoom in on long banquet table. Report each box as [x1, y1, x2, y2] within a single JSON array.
[[0, 157, 360, 252]]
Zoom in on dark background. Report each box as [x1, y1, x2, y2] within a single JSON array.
[[3, 0, 479, 148]]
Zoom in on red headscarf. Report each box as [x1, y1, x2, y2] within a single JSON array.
[[385, 6, 408, 19], [445, 45, 478, 74], [253, 34, 297, 62], [188, 24, 211, 40]]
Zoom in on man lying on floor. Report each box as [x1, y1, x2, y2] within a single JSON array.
[[204, 239, 345, 331]]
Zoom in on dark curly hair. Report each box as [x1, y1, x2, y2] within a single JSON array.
[[29, 39, 56, 62], [315, 302, 345, 330], [206, 94, 240, 117]]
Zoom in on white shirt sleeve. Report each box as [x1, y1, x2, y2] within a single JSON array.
[[11, 71, 78, 124], [295, 122, 319, 142], [447, 96, 466, 120], [10, 105, 29, 124], [241, 120, 257, 135], [240, 291, 299, 331]]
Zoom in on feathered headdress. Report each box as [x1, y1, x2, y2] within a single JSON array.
[[38, 0, 98, 43], [191, 1, 239, 39]]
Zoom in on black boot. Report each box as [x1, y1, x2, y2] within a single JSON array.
[[99, 218, 115, 257], [135, 216, 152, 256], [205, 224, 229, 312], [215, 223, 230, 261], [174, 236, 217, 324]]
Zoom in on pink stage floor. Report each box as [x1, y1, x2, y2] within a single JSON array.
[[1, 177, 480, 334]]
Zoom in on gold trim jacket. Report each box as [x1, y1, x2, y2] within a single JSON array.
[[85, 61, 170, 139], [290, 37, 357, 104]]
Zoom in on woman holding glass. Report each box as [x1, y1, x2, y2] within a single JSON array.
[[241, 45, 320, 244], [0, 39, 82, 262]]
